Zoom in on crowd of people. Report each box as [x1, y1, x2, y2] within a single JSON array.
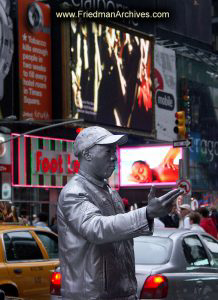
[[128, 195, 218, 239], [1, 197, 218, 240], [0, 201, 57, 232]]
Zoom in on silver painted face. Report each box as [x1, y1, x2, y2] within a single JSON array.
[[88, 144, 117, 180]]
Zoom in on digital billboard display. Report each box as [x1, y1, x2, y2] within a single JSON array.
[[70, 21, 154, 134], [119, 145, 182, 187]]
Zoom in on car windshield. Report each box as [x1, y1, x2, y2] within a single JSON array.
[[134, 236, 172, 265]]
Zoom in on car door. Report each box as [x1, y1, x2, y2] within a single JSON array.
[[3, 230, 49, 299], [182, 234, 218, 300], [33, 230, 59, 269], [199, 234, 218, 296]]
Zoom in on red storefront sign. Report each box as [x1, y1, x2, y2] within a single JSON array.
[[12, 134, 78, 188]]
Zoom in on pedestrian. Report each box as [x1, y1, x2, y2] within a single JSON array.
[[50, 215, 58, 234], [160, 203, 179, 228], [199, 207, 217, 239], [189, 211, 205, 232], [34, 212, 51, 231], [57, 126, 183, 300], [32, 214, 39, 225], [210, 207, 218, 231], [178, 204, 191, 229]]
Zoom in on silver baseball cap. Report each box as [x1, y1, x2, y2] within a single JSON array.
[[179, 204, 191, 211], [74, 126, 127, 157]]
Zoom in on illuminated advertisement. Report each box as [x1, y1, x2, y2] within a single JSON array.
[[0, 134, 11, 172], [11, 133, 118, 189], [119, 145, 182, 187], [0, 0, 14, 120], [154, 45, 177, 141], [0, 134, 11, 200], [70, 21, 153, 133], [12, 134, 78, 188], [18, 0, 52, 120]]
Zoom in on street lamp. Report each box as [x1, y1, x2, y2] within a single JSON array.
[[0, 118, 84, 145]]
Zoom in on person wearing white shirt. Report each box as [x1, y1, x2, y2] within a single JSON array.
[[179, 204, 191, 229], [189, 211, 205, 232]]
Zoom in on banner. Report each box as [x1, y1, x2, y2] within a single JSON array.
[[0, 0, 14, 120], [119, 145, 182, 188], [18, 0, 52, 120], [70, 21, 154, 134], [154, 45, 177, 141]]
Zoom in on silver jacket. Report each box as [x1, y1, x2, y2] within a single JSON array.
[[57, 171, 153, 300]]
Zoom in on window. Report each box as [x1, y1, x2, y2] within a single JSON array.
[[183, 235, 210, 266], [134, 237, 172, 265], [3, 231, 43, 261], [202, 235, 218, 267], [35, 232, 58, 259]]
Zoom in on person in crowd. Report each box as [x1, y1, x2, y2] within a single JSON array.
[[189, 211, 205, 232], [19, 211, 30, 225], [199, 207, 217, 239], [50, 215, 58, 234], [32, 214, 39, 225], [178, 204, 191, 229], [0, 201, 18, 222], [57, 126, 183, 300], [34, 212, 51, 231], [160, 202, 179, 228], [210, 206, 218, 231]]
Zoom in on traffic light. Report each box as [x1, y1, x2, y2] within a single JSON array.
[[174, 111, 186, 138], [182, 88, 190, 102]]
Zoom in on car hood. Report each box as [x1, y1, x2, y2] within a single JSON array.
[[135, 264, 166, 298]]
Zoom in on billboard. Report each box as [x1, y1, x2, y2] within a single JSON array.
[[0, 0, 14, 120], [11, 133, 119, 189], [70, 21, 154, 134], [177, 55, 218, 191], [12, 134, 77, 188], [154, 45, 177, 141], [17, 0, 52, 120], [119, 145, 182, 187]]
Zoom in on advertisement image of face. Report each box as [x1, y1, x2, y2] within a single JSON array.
[[119, 146, 182, 187]]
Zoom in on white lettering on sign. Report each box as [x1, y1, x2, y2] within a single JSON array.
[[190, 138, 218, 162]]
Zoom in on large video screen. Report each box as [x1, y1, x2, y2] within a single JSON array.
[[70, 21, 153, 133], [119, 145, 182, 187]]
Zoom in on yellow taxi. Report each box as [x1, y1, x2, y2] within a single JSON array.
[[0, 223, 59, 300]]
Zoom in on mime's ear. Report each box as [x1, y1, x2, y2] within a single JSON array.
[[82, 149, 92, 161]]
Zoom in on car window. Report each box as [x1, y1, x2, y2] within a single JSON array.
[[35, 232, 58, 259], [3, 231, 43, 261], [134, 237, 172, 264], [201, 235, 218, 267], [183, 235, 210, 266]]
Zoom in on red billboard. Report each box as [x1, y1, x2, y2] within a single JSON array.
[[18, 0, 52, 120]]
